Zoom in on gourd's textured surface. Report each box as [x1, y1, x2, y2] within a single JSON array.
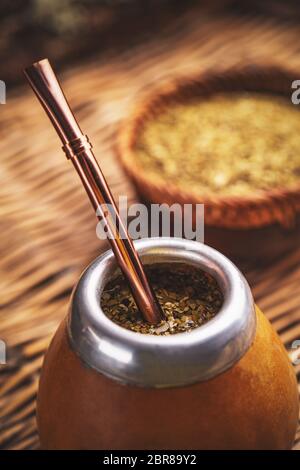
[[37, 308, 298, 450]]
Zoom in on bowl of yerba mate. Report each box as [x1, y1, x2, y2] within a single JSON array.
[[118, 66, 300, 260]]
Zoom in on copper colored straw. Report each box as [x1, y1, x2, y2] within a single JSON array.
[[24, 58, 163, 324]]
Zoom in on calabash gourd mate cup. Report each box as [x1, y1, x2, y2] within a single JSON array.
[[37, 238, 299, 450]]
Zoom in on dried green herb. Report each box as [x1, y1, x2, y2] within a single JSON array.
[[101, 263, 223, 335], [135, 93, 300, 196]]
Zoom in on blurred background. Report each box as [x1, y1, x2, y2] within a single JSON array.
[[2, 0, 300, 86], [1, 0, 300, 450]]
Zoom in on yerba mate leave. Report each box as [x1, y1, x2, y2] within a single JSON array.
[[102, 263, 222, 335], [135, 93, 300, 196]]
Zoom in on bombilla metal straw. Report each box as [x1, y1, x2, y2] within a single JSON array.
[[24, 58, 164, 324]]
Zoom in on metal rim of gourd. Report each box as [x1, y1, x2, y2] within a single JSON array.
[[68, 237, 256, 388]]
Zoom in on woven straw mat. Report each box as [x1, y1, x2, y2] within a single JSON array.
[[1, 10, 300, 449]]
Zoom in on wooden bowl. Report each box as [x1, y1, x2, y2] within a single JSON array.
[[117, 65, 300, 261]]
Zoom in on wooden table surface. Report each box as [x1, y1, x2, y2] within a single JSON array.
[[0, 4, 300, 449]]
